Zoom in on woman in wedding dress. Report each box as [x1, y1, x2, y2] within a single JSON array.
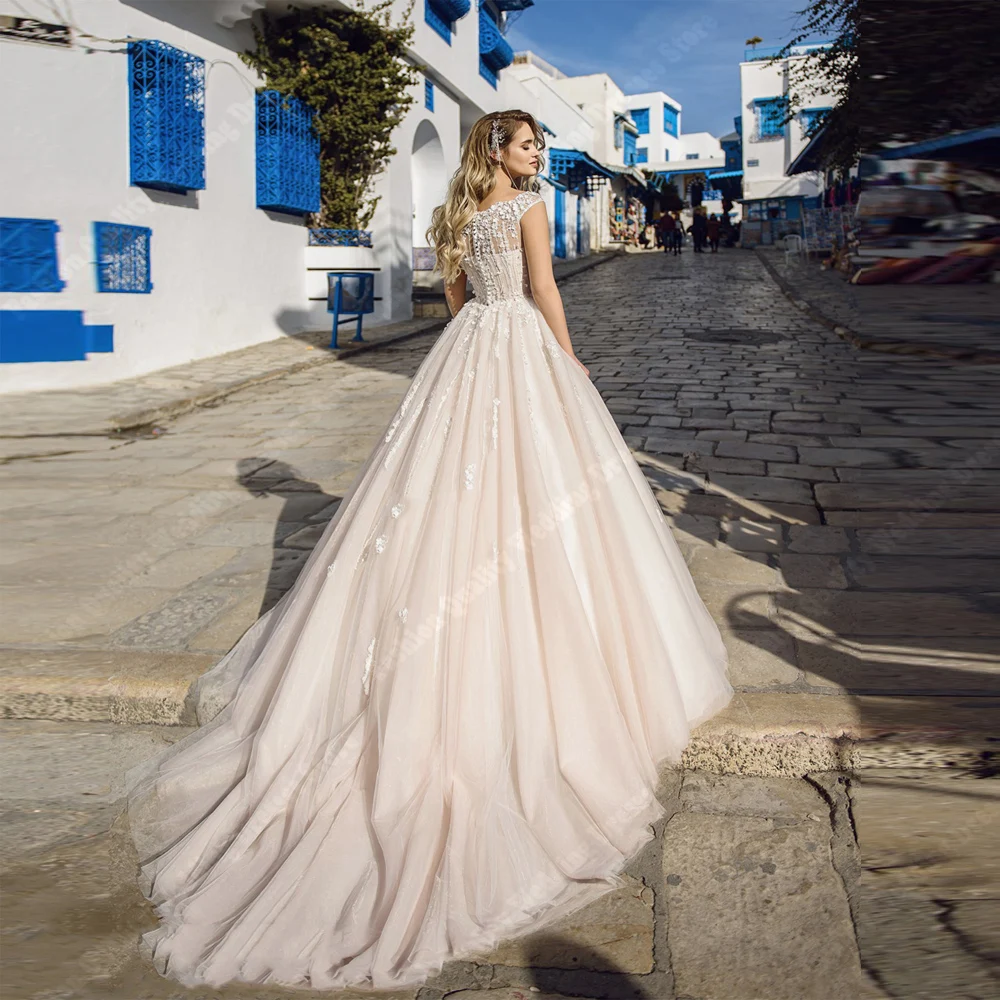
[[125, 109, 732, 991]]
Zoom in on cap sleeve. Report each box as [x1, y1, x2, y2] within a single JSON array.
[[516, 190, 544, 221]]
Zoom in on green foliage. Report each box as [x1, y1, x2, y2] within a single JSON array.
[[241, 1, 421, 229], [776, 0, 1000, 175]]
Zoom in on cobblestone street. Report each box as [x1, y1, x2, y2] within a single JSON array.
[[2, 250, 998, 999]]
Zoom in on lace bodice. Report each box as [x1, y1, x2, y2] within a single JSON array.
[[460, 190, 544, 305]]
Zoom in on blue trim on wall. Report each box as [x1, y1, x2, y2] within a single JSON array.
[[0, 218, 65, 292], [0, 311, 114, 363], [424, 78, 434, 111]]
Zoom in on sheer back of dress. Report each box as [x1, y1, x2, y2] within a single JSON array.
[[460, 190, 543, 305]]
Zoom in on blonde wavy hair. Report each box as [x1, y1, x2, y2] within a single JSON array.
[[425, 110, 546, 285]]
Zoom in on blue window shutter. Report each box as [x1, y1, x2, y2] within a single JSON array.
[[0, 219, 64, 292], [636, 147, 648, 163], [425, 78, 434, 111], [93, 222, 152, 293], [663, 104, 678, 136], [128, 40, 205, 192], [255, 90, 321, 216], [629, 108, 649, 134], [623, 130, 637, 164]]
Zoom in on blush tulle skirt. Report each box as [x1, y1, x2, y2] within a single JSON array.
[[125, 293, 733, 990]]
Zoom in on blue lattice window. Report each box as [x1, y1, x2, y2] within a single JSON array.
[[754, 97, 788, 139], [425, 0, 470, 44], [425, 77, 434, 111], [636, 147, 648, 164], [0, 218, 64, 292], [128, 40, 205, 193], [255, 90, 321, 217], [800, 106, 831, 138], [629, 108, 650, 134], [94, 223, 152, 293], [663, 104, 679, 136]]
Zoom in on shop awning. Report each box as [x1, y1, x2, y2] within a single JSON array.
[[876, 124, 1000, 168], [547, 148, 616, 190]]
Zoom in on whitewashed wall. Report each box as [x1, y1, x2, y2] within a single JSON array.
[[740, 54, 835, 201], [0, 0, 319, 393]]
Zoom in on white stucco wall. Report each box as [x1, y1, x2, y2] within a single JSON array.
[[740, 54, 836, 202], [621, 90, 683, 164]]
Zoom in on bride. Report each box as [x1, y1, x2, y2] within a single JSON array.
[[126, 109, 732, 991]]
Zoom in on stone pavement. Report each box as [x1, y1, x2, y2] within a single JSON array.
[[0, 251, 621, 441], [2, 247, 998, 998], [756, 247, 1000, 363]]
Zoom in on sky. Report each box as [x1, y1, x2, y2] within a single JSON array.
[[504, 0, 818, 138]]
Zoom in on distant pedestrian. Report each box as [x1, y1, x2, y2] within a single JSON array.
[[688, 208, 707, 253], [658, 212, 678, 254], [706, 213, 721, 252]]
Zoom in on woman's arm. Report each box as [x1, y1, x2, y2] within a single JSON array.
[[521, 201, 587, 372], [444, 271, 468, 319]]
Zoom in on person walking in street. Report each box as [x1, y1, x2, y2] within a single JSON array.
[[671, 211, 684, 254], [688, 207, 707, 253], [124, 108, 732, 993], [706, 213, 721, 253], [658, 210, 677, 253]]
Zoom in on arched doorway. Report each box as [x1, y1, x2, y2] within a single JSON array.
[[411, 119, 446, 285]]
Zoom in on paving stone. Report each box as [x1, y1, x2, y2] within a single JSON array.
[[716, 441, 798, 462], [710, 473, 814, 505], [845, 555, 995, 590], [679, 772, 825, 818], [663, 811, 869, 999], [787, 525, 850, 553], [476, 873, 654, 974], [816, 483, 1000, 511], [778, 553, 849, 589], [688, 455, 766, 475], [721, 627, 801, 688], [855, 528, 1000, 556], [766, 461, 838, 481], [723, 519, 784, 552], [798, 447, 902, 468], [686, 546, 778, 586]]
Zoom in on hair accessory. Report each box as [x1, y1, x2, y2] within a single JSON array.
[[489, 117, 503, 161]]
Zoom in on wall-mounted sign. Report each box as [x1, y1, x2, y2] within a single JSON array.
[[0, 16, 72, 47]]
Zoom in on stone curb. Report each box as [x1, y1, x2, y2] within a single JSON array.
[[753, 248, 1000, 365], [2, 658, 993, 776], [104, 250, 625, 435]]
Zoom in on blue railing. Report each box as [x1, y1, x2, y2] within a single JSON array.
[[479, 11, 513, 71], [309, 229, 373, 247], [745, 41, 832, 61]]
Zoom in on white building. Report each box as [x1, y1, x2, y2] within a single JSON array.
[[0, 0, 531, 392], [738, 42, 836, 244]]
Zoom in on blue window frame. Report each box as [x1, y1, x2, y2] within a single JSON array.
[[754, 97, 788, 139], [93, 222, 152, 293], [636, 147, 648, 163], [686, 152, 700, 160], [255, 90, 321, 216], [0, 218, 64, 292], [425, 78, 434, 111], [663, 104, 679, 136], [800, 106, 831, 138], [629, 108, 649, 134], [623, 130, 637, 164], [128, 40, 205, 193], [425, 0, 470, 44]]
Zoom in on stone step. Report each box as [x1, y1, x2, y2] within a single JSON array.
[[2, 649, 994, 776]]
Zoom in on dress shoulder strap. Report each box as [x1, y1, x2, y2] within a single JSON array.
[[515, 190, 544, 221]]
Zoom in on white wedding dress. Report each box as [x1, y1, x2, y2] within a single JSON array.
[[126, 189, 733, 990]]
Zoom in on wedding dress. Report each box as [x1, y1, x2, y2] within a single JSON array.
[[125, 188, 733, 990]]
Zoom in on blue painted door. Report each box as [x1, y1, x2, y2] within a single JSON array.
[[576, 196, 583, 254], [554, 188, 566, 258]]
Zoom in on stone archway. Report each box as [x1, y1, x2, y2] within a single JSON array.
[[411, 119, 446, 285]]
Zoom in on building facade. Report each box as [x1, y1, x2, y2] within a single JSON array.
[[0, 0, 528, 392], [738, 43, 836, 245]]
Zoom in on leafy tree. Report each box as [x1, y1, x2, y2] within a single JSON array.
[[241, 1, 421, 228], [777, 0, 1000, 174]]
